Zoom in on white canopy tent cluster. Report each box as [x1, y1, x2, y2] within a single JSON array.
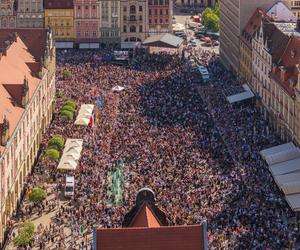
[[74, 104, 94, 126], [57, 139, 83, 171], [260, 142, 300, 211]]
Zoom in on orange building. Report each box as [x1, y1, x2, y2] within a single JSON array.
[[95, 188, 208, 250]]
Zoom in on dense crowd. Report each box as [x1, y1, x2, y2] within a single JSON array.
[[10, 48, 298, 249]]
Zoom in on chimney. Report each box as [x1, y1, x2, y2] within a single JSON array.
[[1, 116, 10, 146], [280, 66, 286, 82], [21, 75, 29, 108]]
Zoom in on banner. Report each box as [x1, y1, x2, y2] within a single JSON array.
[[113, 51, 129, 61]]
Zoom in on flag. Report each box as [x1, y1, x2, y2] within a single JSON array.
[[97, 97, 102, 110], [89, 115, 94, 128]]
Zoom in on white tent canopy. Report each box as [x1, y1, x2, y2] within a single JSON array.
[[112, 85, 125, 92], [75, 104, 94, 126], [227, 84, 254, 104], [286, 194, 300, 212], [57, 139, 83, 171], [260, 142, 300, 212]]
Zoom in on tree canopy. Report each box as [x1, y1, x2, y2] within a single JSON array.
[[29, 187, 47, 203], [202, 4, 220, 32], [13, 221, 35, 247]]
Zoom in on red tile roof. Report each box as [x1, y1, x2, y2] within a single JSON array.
[[129, 202, 161, 228], [96, 224, 206, 250], [0, 29, 48, 153]]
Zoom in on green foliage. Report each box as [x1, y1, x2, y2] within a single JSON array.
[[64, 100, 77, 110], [13, 221, 35, 247], [61, 104, 75, 113], [55, 90, 64, 98], [44, 148, 60, 161], [48, 135, 65, 151], [214, 2, 221, 17], [202, 5, 220, 32], [60, 110, 74, 120], [63, 69, 72, 79], [29, 187, 47, 203]]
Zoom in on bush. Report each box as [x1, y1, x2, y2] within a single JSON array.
[[61, 104, 75, 113], [48, 135, 65, 151], [13, 221, 35, 247], [29, 187, 46, 203], [63, 69, 72, 79], [55, 90, 63, 98], [44, 148, 60, 161], [60, 110, 74, 120], [64, 100, 77, 110]]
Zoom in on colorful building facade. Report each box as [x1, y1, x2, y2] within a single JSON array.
[[74, 0, 100, 44], [44, 0, 74, 42], [16, 0, 44, 28], [148, 0, 172, 35], [0, 0, 17, 28]]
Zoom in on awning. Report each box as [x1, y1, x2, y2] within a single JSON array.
[[74, 104, 94, 126], [57, 139, 83, 171], [55, 42, 74, 49], [143, 33, 184, 48], [260, 142, 300, 212], [226, 84, 254, 103], [79, 43, 100, 49]]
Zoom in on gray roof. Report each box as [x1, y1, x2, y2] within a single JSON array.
[[143, 33, 184, 48]]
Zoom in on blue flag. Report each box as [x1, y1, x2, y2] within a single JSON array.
[[97, 97, 102, 109]]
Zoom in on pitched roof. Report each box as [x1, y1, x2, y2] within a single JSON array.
[[143, 33, 184, 48], [0, 29, 48, 153], [241, 8, 266, 46], [96, 225, 206, 250], [44, 0, 74, 9], [129, 202, 161, 228]]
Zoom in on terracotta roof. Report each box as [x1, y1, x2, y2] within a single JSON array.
[[241, 8, 266, 46], [271, 36, 300, 96], [44, 0, 74, 9], [0, 29, 48, 153], [96, 225, 206, 250], [129, 202, 161, 228]]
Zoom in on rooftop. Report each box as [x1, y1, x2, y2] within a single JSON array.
[[0, 29, 48, 154]]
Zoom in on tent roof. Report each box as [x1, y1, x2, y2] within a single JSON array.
[[269, 157, 300, 176], [75, 104, 94, 126], [260, 142, 296, 159], [226, 84, 254, 104], [285, 193, 300, 211], [143, 33, 184, 48]]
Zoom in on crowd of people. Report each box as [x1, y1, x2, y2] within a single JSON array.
[[9, 48, 299, 249]]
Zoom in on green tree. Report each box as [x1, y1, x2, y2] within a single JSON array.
[[29, 187, 47, 203], [44, 148, 60, 161], [63, 69, 72, 79], [48, 135, 65, 151], [201, 7, 213, 27], [60, 110, 74, 120], [64, 100, 77, 110], [13, 221, 35, 247], [214, 2, 221, 17], [61, 104, 75, 113], [205, 12, 220, 32]]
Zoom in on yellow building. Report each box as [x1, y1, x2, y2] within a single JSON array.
[[44, 0, 74, 43]]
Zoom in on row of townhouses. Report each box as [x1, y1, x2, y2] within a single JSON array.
[[0, 28, 55, 247], [239, 2, 300, 144], [0, 0, 172, 48]]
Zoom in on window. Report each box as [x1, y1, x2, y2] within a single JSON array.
[[160, 9, 162, 15], [149, 0, 153, 4], [149, 9, 152, 15], [123, 15, 127, 21], [130, 25, 136, 32], [139, 6, 142, 11], [123, 25, 127, 32], [139, 25, 142, 32], [85, 6, 88, 10], [123, 6, 127, 12], [78, 6, 81, 9], [92, 5, 96, 9], [130, 5, 136, 14], [139, 15, 142, 21]]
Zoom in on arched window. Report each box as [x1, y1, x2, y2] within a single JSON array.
[[129, 25, 136, 32], [130, 5, 136, 14]]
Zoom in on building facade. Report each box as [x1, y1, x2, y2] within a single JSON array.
[[239, 8, 265, 86], [175, 0, 217, 8], [0, 28, 55, 246], [290, 0, 300, 18], [120, 0, 148, 47], [74, 0, 100, 44], [16, 0, 44, 28], [99, 0, 121, 47], [0, 0, 17, 28], [148, 0, 172, 35], [219, 0, 278, 75], [44, 0, 74, 42]]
